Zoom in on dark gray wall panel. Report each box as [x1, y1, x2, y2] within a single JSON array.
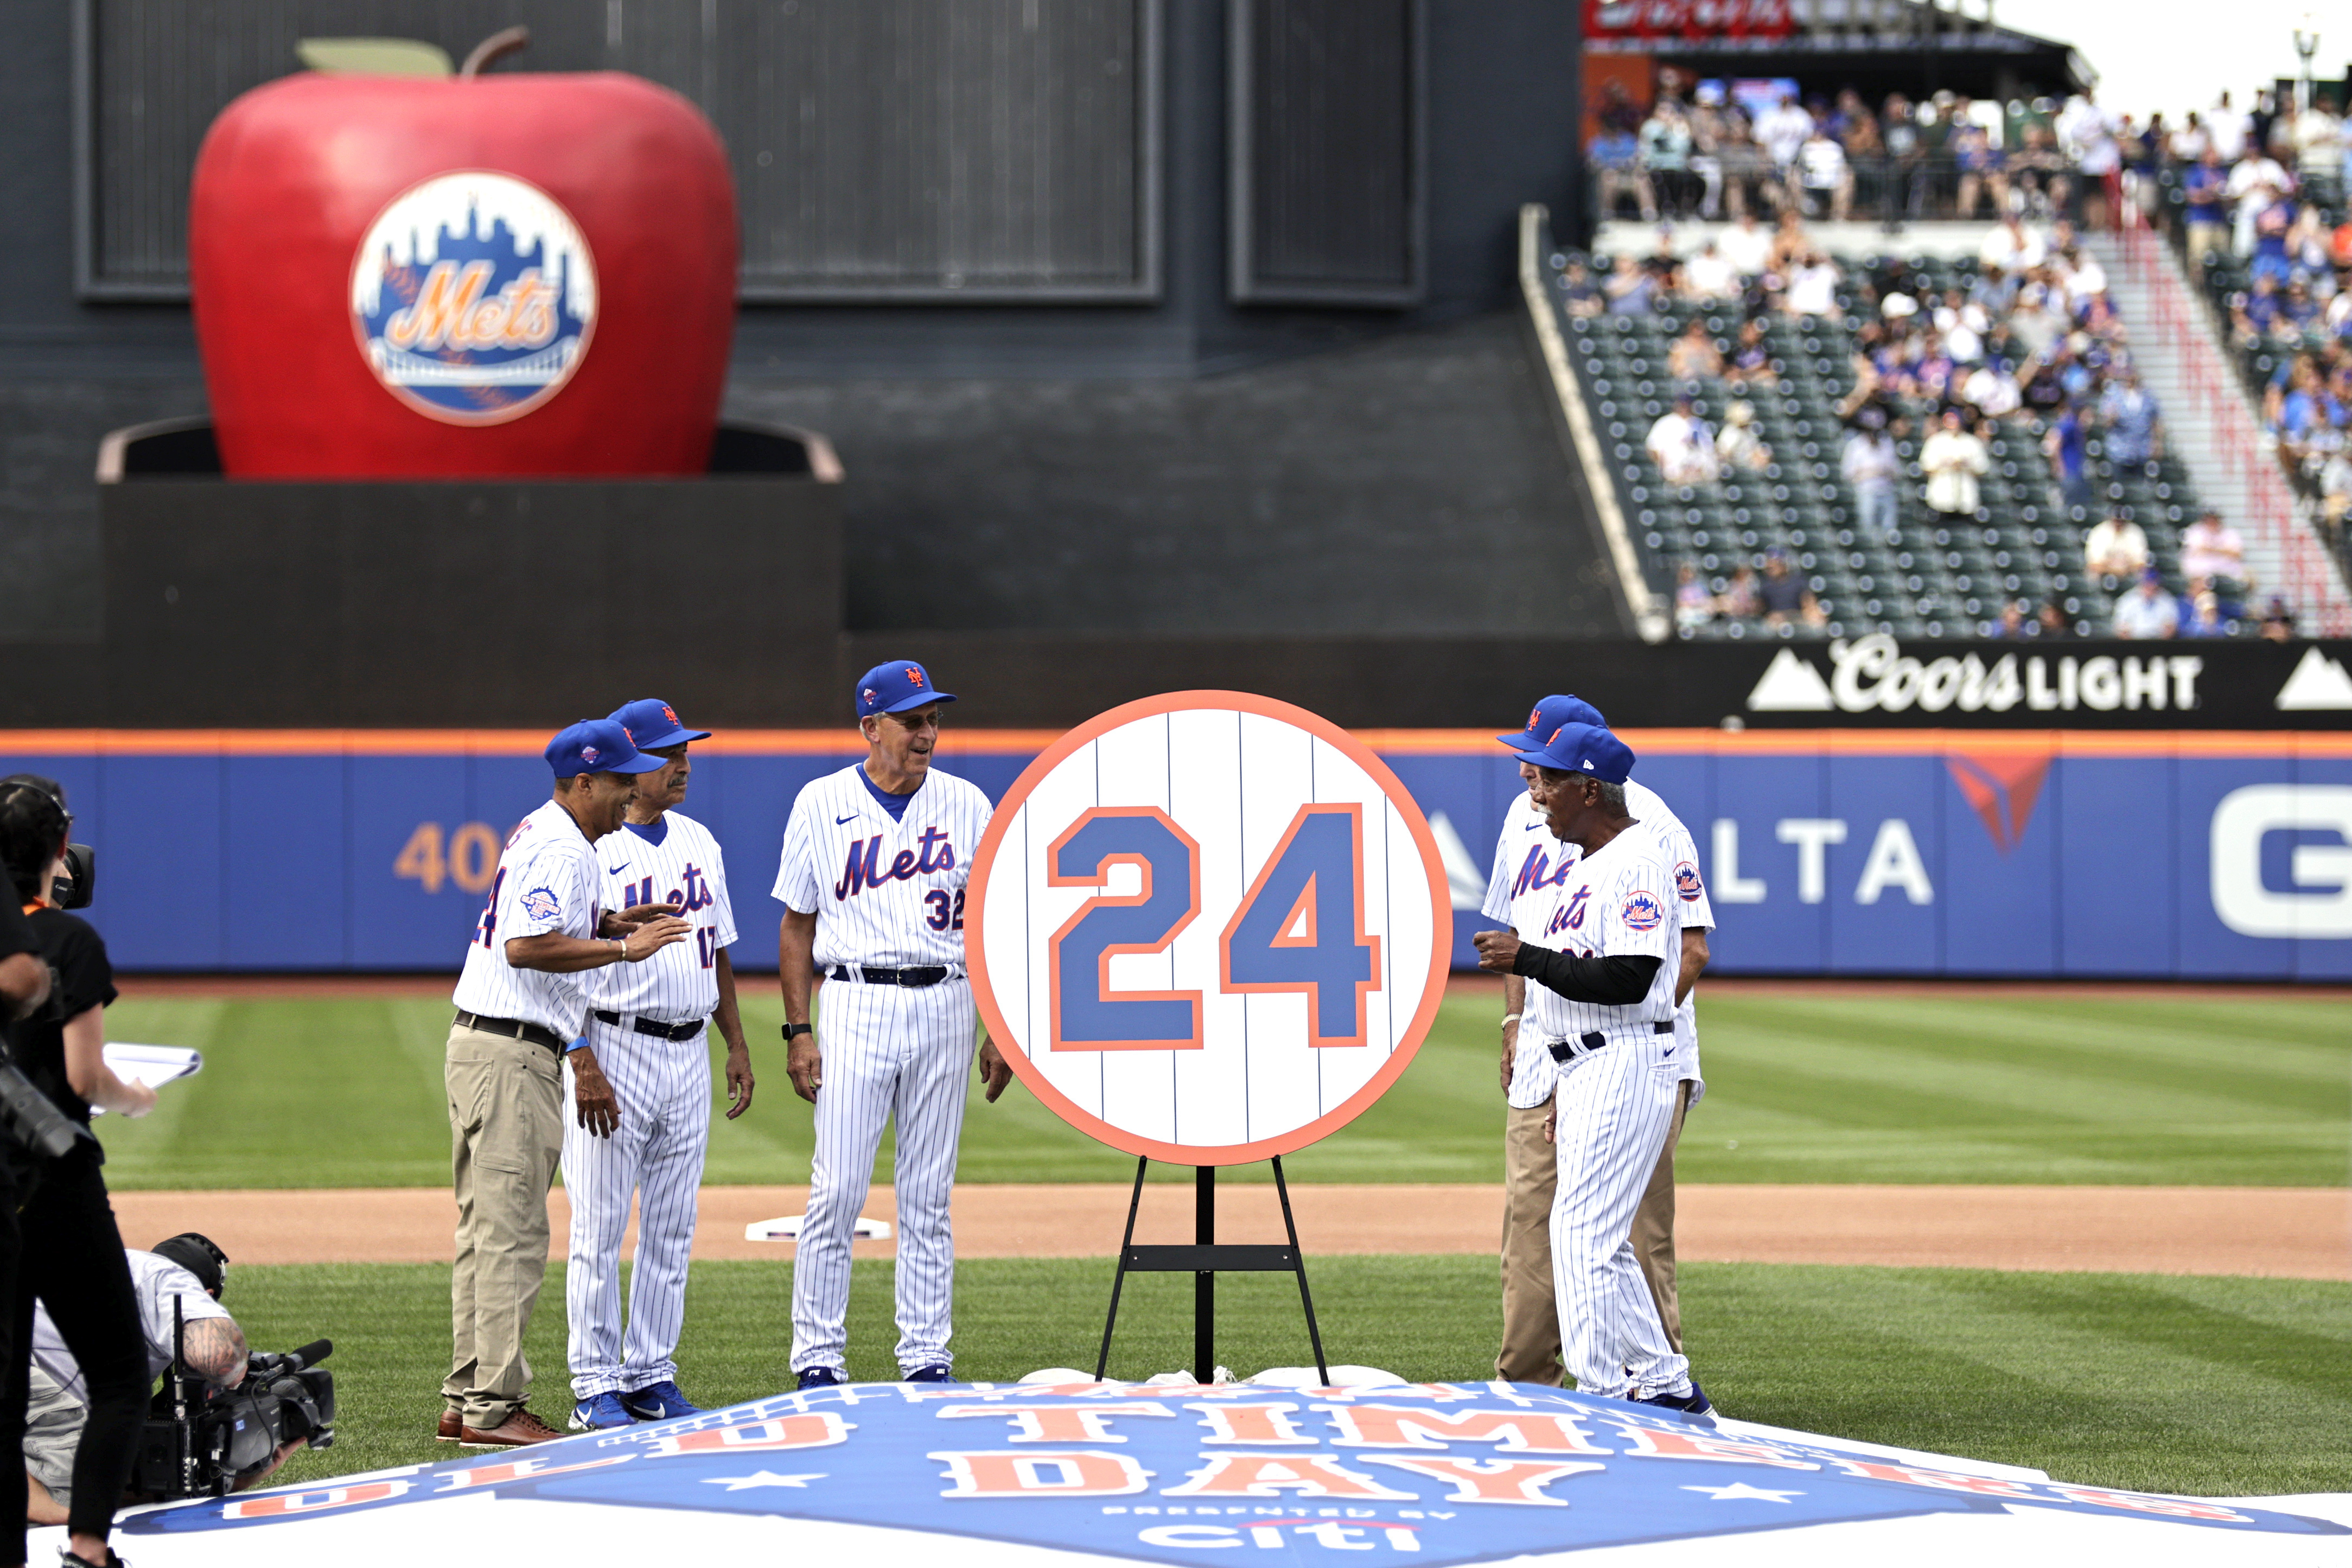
[[1229, 0, 1422, 305]]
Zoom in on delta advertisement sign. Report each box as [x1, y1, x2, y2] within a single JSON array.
[[110, 1380, 2345, 1566], [0, 727, 2344, 979]]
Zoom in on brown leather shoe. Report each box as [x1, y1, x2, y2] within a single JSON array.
[[437, 1408, 462, 1442], [458, 1408, 563, 1448]]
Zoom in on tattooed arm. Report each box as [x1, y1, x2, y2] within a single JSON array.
[[181, 1315, 250, 1387]]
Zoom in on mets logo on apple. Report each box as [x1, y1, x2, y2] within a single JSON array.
[[348, 170, 597, 426]]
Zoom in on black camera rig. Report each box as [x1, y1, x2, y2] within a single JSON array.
[[133, 1296, 336, 1500]]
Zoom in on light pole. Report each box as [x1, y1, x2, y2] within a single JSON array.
[[2291, 13, 2319, 109]]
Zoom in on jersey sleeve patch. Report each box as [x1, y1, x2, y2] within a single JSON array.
[[1621, 889, 1666, 932], [520, 887, 563, 922], [1674, 861, 1704, 902]]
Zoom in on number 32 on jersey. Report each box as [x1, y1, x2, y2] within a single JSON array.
[[1048, 805, 1378, 1050]]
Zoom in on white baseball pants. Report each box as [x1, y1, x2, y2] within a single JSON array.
[[1548, 1026, 1692, 1401], [563, 1017, 712, 1400], [792, 976, 976, 1376]]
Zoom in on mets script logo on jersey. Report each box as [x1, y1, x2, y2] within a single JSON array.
[[1622, 890, 1665, 931], [622, 865, 715, 915], [1512, 845, 1578, 898], [349, 170, 597, 426], [834, 830, 957, 899], [1545, 886, 1592, 936], [520, 887, 563, 922], [1674, 861, 1704, 902]]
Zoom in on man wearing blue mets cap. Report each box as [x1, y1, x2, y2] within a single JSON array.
[[1482, 697, 1714, 1389], [441, 719, 692, 1448], [773, 660, 1013, 1387], [1472, 721, 1711, 1416]]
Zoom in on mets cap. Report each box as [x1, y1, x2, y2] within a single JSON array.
[[1510, 721, 1636, 785], [856, 660, 957, 718], [609, 698, 711, 750], [546, 718, 666, 779], [1496, 693, 1608, 750]]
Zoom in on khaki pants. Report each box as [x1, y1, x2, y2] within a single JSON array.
[[443, 1022, 564, 1426], [1497, 1078, 1692, 1385]]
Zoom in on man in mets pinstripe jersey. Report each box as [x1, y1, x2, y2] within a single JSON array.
[[563, 699, 757, 1432], [774, 661, 1013, 1389], [1484, 694, 1713, 1386], [1474, 721, 1708, 1415]]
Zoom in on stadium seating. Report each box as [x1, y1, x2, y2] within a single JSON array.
[[1546, 244, 2231, 639]]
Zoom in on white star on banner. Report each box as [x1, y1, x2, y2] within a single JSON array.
[[701, 1471, 827, 1492], [1682, 1482, 1805, 1503]]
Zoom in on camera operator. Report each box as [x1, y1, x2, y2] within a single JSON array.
[[0, 776, 152, 1568], [23, 1235, 298, 1524]]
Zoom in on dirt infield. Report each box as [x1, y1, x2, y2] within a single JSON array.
[[109, 1183, 2350, 1280]]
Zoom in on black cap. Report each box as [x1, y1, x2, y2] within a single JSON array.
[[151, 1233, 228, 1299]]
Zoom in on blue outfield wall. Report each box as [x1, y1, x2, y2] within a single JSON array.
[[3, 730, 2347, 979]]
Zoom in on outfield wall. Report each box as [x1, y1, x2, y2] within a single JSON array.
[[1, 730, 2344, 980]]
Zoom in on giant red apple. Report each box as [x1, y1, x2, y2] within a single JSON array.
[[190, 68, 736, 476]]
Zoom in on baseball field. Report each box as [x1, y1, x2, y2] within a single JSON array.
[[91, 977, 2350, 1500]]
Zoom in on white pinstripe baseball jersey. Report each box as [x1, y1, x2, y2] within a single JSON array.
[[452, 799, 603, 1037], [772, 764, 993, 966], [1519, 816, 1684, 1038], [1488, 781, 1712, 1108], [584, 808, 738, 1023]]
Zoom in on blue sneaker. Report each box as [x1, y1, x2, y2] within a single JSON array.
[[1631, 1380, 1713, 1417], [620, 1380, 702, 1421], [795, 1366, 844, 1390], [569, 1391, 635, 1431], [902, 1365, 955, 1384]]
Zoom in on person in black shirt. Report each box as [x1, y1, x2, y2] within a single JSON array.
[[0, 776, 150, 1568]]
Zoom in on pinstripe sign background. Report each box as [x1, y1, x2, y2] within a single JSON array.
[[967, 691, 1454, 1163]]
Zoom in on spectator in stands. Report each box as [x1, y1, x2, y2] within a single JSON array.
[[2227, 149, 2292, 258], [1728, 317, 1776, 390], [2294, 95, 2342, 205], [2057, 90, 2121, 227], [2083, 508, 2151, 584], [1604, 254, 1656, 317], [1591, 125, 1652, 223], [1720, 211, 1773, 279], [1674, 563, 1714, 633], [2179, 586, 2230, 638], [2182, 148, 2232, 275], [2249, 193, 2298, 285], [2006, 120, 2069, 222], [2111, 570, 2179, 639], [2044, 403, 2094, 515], [2170, 110, 2210, 164], [2178, 509, 2248, 595], [1683, 239, 1741, 301], [1639, 100, 1698, 219], [1767, 208, 1812, 275], [2259, 596, 2298, 640], [1969, 261, 2020, 321], [1839, 94, 1886, 214], [1668, 318, 1726, 380], [2099, 371, 2163, 468], [1796, 125, 1853, 222], [1995, 600, 2029, 638], [1758, 551, 1827, 629], [1920, 409, 1988, 520], [2038, 596, 2075, 638], [1949, 99, 2007, 219], [1784, 251, 1842, 320], [1959, 355, 2023, 422], [2208, 91, 2249, 163], [1558, 259, 1604, 318], [1646, 394, 1720, 486], [1754, 93, 1814, 187], [1881, 93, 1927, 221], [1979, 213, 2047, 275], [1934, 287, 1987, 363], [1717, 400, 1772, 473], [1839, 415, 1902, 544], [2234, 273, 2287, 345], [1717, 562, 1763, 620]]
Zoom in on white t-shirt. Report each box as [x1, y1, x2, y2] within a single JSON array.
[[1786, 261, 1840, 318], [1485, 782, 1713, 1110], [1719, 222, 1773, 278], [584, 808, 738, 1023], [1978, 225, 2047, 273], [34, 1251, 232, 1399], [773, 763, 993, 970], [451, 799, 604, 1038], [1684, 249, 1741, 299]]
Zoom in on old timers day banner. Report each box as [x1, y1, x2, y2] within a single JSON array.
[[119, 1380, 2346, 1563]]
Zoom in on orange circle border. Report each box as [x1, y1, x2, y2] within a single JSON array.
[[965, 690, 1455, 1165]]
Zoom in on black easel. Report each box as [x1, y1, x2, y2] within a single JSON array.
[[1094, 1156, 1329, 1384]]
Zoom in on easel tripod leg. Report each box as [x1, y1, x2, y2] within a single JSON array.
[[1272, 1155, 1330, 1384], [1095, 1155, 1150, 1379]]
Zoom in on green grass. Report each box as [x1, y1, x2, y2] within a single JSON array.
[[233, 1256, 2352, 1499], [95, 987, 2351, 1188]]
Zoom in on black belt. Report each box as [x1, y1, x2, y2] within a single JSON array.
[[1548, 1021, 1675, 1062], [454, 1011, 565, 1053], [829, 964, 953, 987], [590, 1010, 706, 1042]]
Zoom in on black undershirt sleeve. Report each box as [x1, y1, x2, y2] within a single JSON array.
[[1509, 945, 1663, 1006]]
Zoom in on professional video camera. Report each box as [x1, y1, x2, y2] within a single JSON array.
[[133, 1297, 336, 1500]]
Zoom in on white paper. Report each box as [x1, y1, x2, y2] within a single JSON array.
[[91, 1043, 202, 1114]]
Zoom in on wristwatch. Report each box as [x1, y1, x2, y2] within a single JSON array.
[[782, 1023, 813, 1041]]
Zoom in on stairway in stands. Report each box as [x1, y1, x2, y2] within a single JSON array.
[[2093, 226, 2352, 633]]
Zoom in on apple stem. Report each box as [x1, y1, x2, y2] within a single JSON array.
[[459, 26, 531, 79]]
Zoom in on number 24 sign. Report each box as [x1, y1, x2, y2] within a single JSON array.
[[967, 692, 1452, 1164]]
